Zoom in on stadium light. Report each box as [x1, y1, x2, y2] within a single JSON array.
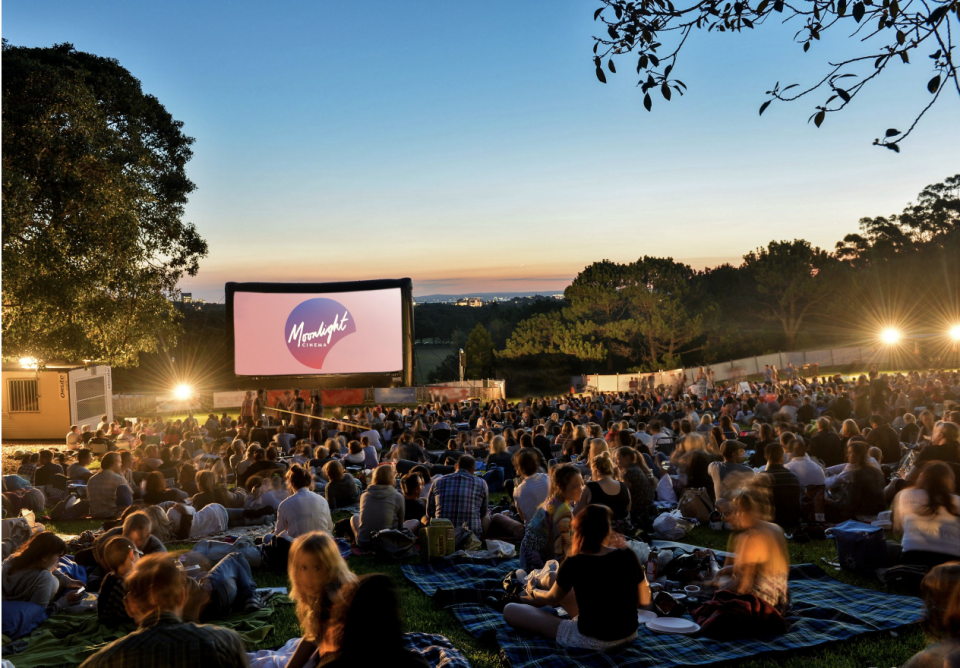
[[174, 384, 193, 400], [950, 325, 960, 342], [880, 328, 901, 345]]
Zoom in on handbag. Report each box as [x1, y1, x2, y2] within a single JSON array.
[[661, 549, 712, 583], [678, 488, 713, 525]]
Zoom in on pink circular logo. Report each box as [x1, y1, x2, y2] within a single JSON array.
[[285, 298, 356, 369]]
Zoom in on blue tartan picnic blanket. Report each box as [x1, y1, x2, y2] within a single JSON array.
[[402, 560, 924, 668]]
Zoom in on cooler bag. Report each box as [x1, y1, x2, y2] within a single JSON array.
[[825, 520, 889, 573]]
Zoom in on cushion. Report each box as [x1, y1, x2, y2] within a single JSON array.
[[1, 601, 48, 640]]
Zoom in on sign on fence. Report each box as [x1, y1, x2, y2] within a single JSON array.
[[213, 391, 248, 408]]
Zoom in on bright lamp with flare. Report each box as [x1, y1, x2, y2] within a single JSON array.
[[174, 384, 193, 400], [880, 328, 901, 345]]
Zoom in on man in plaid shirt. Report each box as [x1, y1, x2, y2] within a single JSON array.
[[427, 455, 489, 535], [87, 453, 133, 519], [81, 554, 246, 668], [16, 453, 38, 485]]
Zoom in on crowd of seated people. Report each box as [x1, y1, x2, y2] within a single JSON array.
[[3, 371, 960, 663]]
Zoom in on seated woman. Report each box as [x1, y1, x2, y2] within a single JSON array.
[[142, 471, 188, 505], [713, 487, 790, 613], [320, 574, 429, 668], [574, 453, 631, 521], [903, 562, 960, 668], [1, 532, 84, 613], [487, 435, 516, 488], [520, 464, 584, 569], [191, 471, 246, 511], [351, 466, 404, 549], [323, 460, 360, 510], [505, 504, 651, 650], [891, 462, 960, 568], [279, 533, 359, 668], [178, 463, 199, 497], [616, 447, 656, 529]]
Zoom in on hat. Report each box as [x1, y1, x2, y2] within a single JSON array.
[[720, 440, 744, 457]]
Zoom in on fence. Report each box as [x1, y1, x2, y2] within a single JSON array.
[[574, 344, 894, 394], [114, 380, 506, 415]]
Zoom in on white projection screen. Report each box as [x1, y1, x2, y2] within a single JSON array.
[[226, 279, 413, 380]]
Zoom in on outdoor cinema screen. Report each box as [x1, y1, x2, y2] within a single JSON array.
[[227, 280, 410, 377]]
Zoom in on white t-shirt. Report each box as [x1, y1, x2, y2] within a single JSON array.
[[785, 454, 827, 487], [168, 503, 229, 539], [66, 431, 82, 449], [514, 472, 550, 523], [895, 487, 960, 556]]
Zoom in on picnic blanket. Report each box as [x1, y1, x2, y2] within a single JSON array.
[[247, 632, 471, 668], [1, 593, 292, 668], [403, 559, 924, 668]]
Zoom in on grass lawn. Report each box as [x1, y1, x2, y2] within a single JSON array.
[[32, 509, 929, 668]]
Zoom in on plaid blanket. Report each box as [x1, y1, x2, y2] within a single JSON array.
[[247, 632, 470, 668], [401, 558, 520, 597], [404, 559, 923, 668]]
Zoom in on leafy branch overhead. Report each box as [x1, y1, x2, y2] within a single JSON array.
[[591, 0, 959, 150]]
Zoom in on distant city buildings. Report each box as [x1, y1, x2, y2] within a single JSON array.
[[455, 297, 483, 307]]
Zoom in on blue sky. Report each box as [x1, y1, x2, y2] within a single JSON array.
[[4, 1, 958, 300]]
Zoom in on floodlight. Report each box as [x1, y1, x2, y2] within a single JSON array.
[[174, 384, 193, 400], [950, 325, 960, 342], [880, 328, 901, 345], [18, 357, 38, 369]]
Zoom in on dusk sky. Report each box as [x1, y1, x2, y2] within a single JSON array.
[[5, 1, 958, 301]]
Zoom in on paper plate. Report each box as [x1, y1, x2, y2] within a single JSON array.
[[646, 618, 700, 634], [637, 610, 658, 623]]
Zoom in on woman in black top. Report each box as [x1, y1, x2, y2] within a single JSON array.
[[143, 471, 188, 505], [486, 436, 516, 479], [574, 453, 631, 520], [503, 504, 651, 649]]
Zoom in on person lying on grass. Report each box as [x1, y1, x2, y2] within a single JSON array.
[[504, 504, 651, 650]]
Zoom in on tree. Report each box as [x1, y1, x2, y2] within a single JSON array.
[[2, 42, 207, 368], [590, 0, 958, 150], [464, 323, 497, 379], [740, 239, 840, 348]]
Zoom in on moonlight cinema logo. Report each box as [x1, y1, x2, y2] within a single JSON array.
[[285, 298, 356, 369]]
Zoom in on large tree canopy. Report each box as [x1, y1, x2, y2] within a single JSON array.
[[2, 42, 207, 367], [590, 0, 958, 150]]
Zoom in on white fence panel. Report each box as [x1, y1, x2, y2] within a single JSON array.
[[831, 346, 863, 364]]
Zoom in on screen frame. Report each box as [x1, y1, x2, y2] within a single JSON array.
[[225, 278, 414, 385]]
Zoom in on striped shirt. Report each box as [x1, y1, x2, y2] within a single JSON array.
[[79, 612, 246, 668]]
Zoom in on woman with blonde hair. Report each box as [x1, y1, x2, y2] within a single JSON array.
[[284, 532, 358, 668], [575, 453, 630, 520], [486, 435, 515, 480]]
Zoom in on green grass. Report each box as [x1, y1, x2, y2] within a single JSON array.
[[36, 516, 927, 668]]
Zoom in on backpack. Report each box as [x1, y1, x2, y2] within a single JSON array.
[[677, 488, 713, 525], [50, 495, 89, 521]]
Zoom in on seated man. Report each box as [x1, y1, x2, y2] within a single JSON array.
[[428, 455, 501, 538], [66, 425, 82, 451], [68, 449, 95, 482], [16, 453, 39, 486], [87, 453, 133, 519], [34, 450, 65, 490], [759, 443, 802, 528], [88, 430, 114, 455], [79, 554, 247, 668], [708, 441, 755, 501]]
